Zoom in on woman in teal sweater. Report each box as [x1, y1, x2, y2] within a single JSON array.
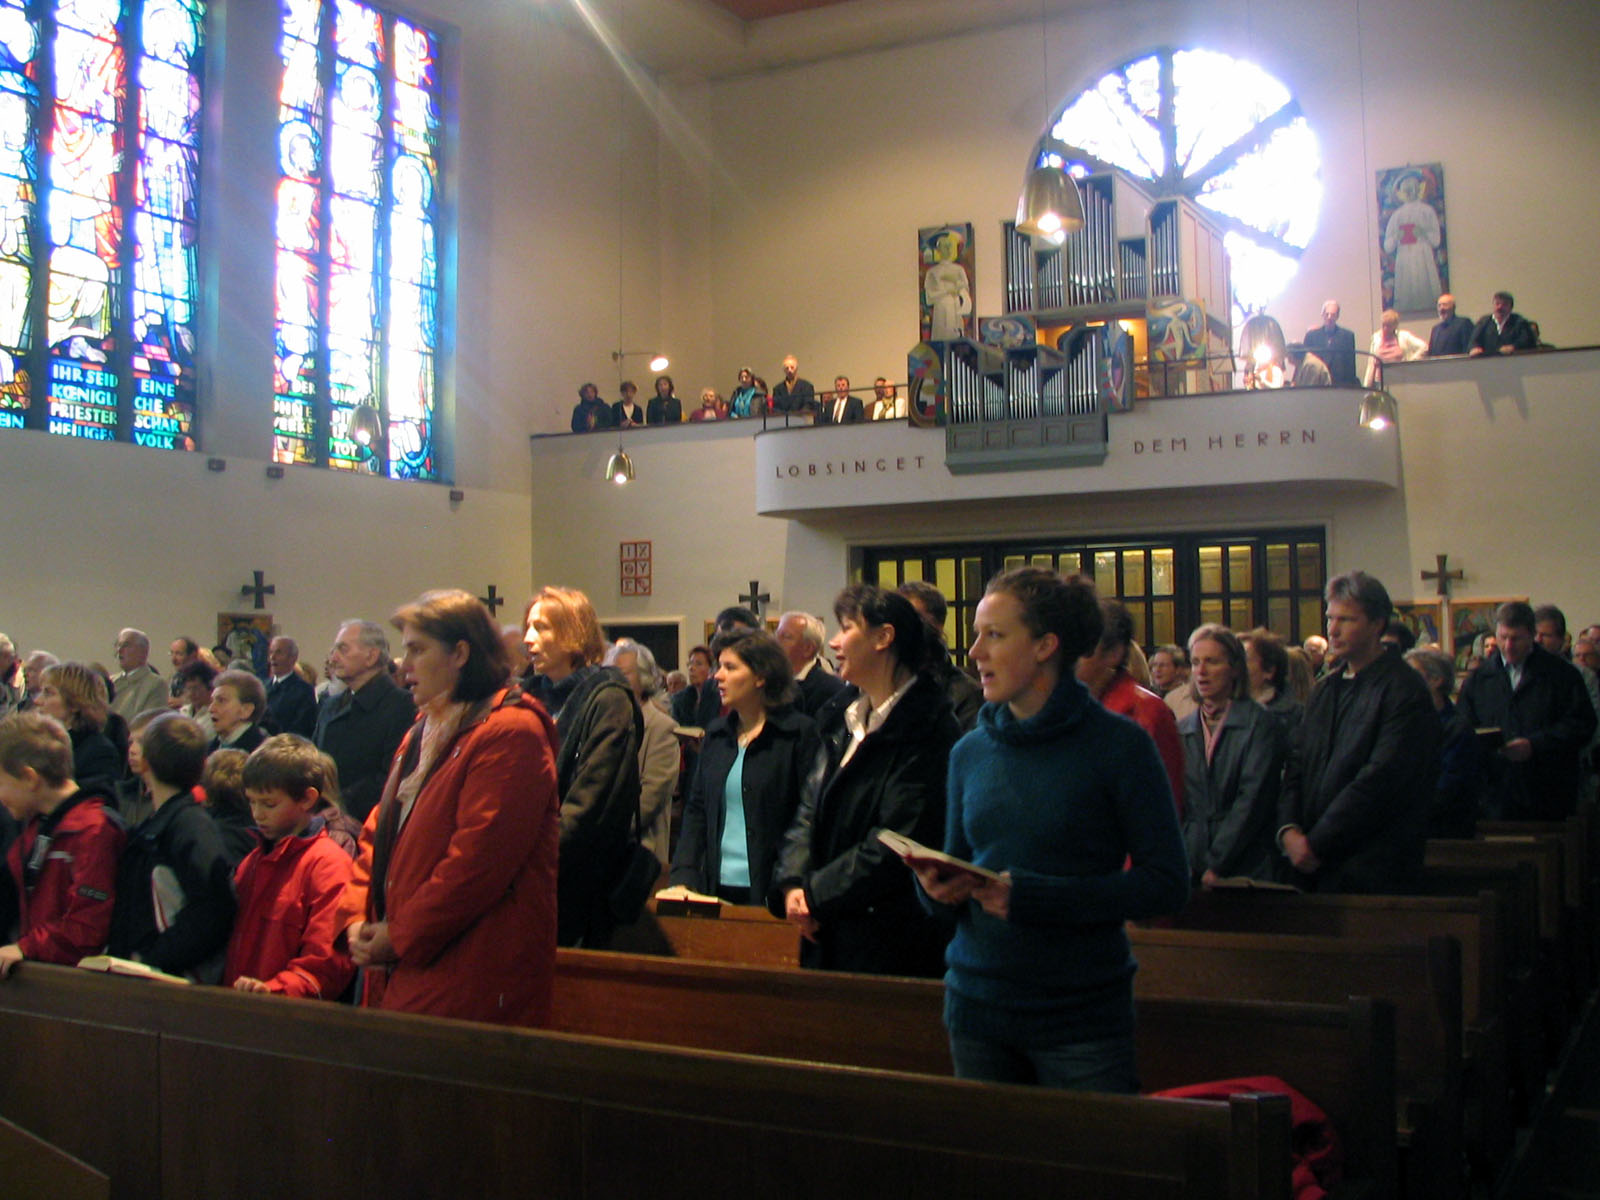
[[915, 567, 1189, 1091]]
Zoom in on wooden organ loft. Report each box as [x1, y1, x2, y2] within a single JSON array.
[[932, 170, 1232, 474]]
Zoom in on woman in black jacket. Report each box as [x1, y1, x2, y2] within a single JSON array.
[[671, 631, 818, 904], [37, 662, 122, 793], [771, 585, 960, 977], [1177, 625, 1287, 886]]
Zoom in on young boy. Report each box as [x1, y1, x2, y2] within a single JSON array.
[[224, 734, 354, 999], [0, 712, 126, 977], [106, 713, 237, 982]]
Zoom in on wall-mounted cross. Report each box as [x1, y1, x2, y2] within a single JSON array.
[[1421, 553, 1465, 598], [479, 584, 505, 614], [739, 580, 771, 617], [240, 570, 276, 610]]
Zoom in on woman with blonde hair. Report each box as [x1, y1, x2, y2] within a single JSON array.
[[36, 662, 121, 792], [524, 585, 642, 947]]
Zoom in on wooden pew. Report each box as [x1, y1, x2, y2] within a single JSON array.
[[1128, 927, 1463, 1200], [1478, 817, 1593, 995], [0, 963, 1295, 1200], [550, 949, 1400, 1200], [1163, 888, 1512, 1174]]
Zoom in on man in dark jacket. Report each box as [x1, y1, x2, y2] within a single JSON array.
[[314, 620, 416, 822], [1277, 571, 1439, 893], [1469, 291, 1539, 356], [775, 610, 847, 717], [1456, 601, 1596, 820], [1302, 300, 1359, 387], [1427, 294, 1475, 357], [898, 581, 984, 731], [264, 637, 318, 737]]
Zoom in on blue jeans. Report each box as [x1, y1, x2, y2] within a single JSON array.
[[948, 1031, 1138, 1093]]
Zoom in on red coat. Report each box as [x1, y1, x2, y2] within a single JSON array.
[[337, 689, 560, 1026], [1102, 672, 1186, 819], [223, 825, 355, 999], [7, 792, 125, 964]]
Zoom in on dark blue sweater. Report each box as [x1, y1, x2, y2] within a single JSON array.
[[939, 675, 1189, 1045]]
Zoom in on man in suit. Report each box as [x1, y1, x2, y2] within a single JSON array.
[[775, 610, 846, 717], [264, 636, 318, 737], [313, 619, 416, 821], [1302, 300, 1359, 387], [819, 375, 865, 425], [771, 355, 815, 416], [1427, 293, 1475, 357], [1469, 290, 1539, 356]]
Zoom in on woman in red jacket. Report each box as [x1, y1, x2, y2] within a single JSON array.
[[338, 589, 560, 1026]]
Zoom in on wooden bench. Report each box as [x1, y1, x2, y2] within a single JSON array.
[[1163, 887, 1512, 1174], [0, 963, 1295, 1200], [551, 948, 1399, 1199], [1127, 927, 1463, 1200]]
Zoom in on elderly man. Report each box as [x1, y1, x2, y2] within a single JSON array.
[[22, 651, 57, 706], [264, 636, 318, 737], [1427, 294, 1474, 357], [1469, 291, 1539, 356], [1302, 300, 1359, 387], [1277, 571, 1439, 893], [771, 355, 815, 416], [1457, 601, 1597, 819], [110, 629, 169, 719], [0, 633, 24, 717], [775, 610, 847, 716], [167, 637, 201, 704], [313, 619, 416, 821], [603, 638, 678, 866], [1302, 635, 1329, 676]]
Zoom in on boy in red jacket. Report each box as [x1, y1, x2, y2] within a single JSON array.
[[0, 712, 126, 977], [223, 734, 354, 999]]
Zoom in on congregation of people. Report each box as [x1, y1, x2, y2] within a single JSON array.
[[1254, 290, 1543, 391], [1, 567, 1595, 1094], [571, 354, 907, 432]]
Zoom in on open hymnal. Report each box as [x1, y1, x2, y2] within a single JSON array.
[[652, 884, 724, 916], [876, 830, 1001, 882], [76, 955, 190, 985]]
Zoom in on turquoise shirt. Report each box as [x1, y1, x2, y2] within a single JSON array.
[[717, 743, 751, 888]]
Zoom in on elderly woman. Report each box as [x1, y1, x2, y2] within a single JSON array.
[[689, 388, 724, 422], [36, 662, 121, 792], [674, 631, 818, 905], [772, 586, 960, 976], [914, 568, 1187, 1090], [1405, 647, 1483, 838], [338, 589, 559, 1025], [524, 585, 642, 947], [1179, 625, 1288, 886], [604, 637, 679, 867], [1365, 309, 1426, 387]]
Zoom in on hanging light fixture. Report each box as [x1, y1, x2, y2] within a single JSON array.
[[603, 444, 635, 485], [612, 349, 669, 374], [1016, 7, 1084, 245], [1358, 387, 1398, 431]]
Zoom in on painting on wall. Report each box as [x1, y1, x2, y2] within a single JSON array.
[[1376, 163, 1450, 315], [1394, 600, 1444, 651], [217, 613, 273, 674], [919, 223, 975, 342]]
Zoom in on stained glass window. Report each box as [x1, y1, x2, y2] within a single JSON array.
[[274, 0, 441, 480], [1048, 48, 1321, 326], [0, 0, 203, 448]]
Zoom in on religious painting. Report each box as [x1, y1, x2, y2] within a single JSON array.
[[907, 341, 945, 427], [1099, 321, 1136, 412], [1449, 596, 1526, 674], [1146, 298, 1208, 395], [919, 223, 975, 343], [1376, 164, 1449, 315], [1393, 601, 1444, 651], [979, 315, 1036, 350], [217, 612, 273, 674], [620, 540, 652, 596]]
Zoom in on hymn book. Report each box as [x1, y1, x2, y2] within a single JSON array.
[[876, 830, 1001, 882], [76, 956, 190, 985]]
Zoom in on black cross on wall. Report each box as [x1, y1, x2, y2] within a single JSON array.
[[240, 570, 276, 610], [739, 581, 771, 617], [479, 584, 505, 614]]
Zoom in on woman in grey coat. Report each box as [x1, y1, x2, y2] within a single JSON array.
[[1178, 625, 1288, 885]]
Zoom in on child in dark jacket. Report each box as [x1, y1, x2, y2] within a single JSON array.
[[0, 712, 126, 976], [107, 713, 237, 982], [223, 735, 354, 999]]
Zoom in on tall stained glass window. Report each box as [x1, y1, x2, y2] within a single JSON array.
[[274, 0, 441, 480], [0, 0, 204, 448]]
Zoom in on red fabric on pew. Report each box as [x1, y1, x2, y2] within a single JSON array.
[[1150, 1075, 1342, 1200]]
